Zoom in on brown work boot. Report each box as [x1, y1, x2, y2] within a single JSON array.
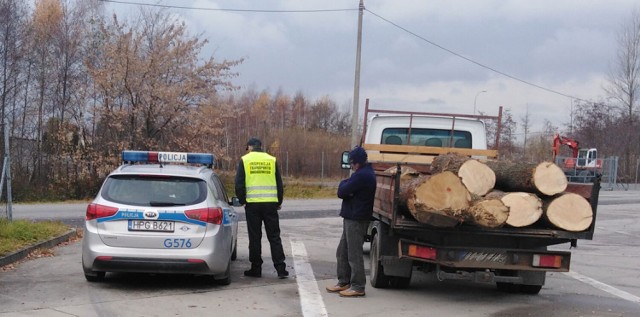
[[326, 284, 350, 293], [339, 288, 365, 297]]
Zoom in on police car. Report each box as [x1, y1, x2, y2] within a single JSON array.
[[81, 151, 239, 285]]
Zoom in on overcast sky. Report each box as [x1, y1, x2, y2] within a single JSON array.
[[105, 0, 639, 135]]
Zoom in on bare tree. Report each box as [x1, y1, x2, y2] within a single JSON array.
[[605, 8, 640, 177], [606, 9, 640, 118], [520, 105, 531, 160], [483, 108, 517, 160]]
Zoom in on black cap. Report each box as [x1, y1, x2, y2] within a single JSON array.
[[246, 137, 262, 150]]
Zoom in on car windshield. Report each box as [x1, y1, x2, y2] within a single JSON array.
[[101, 175, 207, 207]]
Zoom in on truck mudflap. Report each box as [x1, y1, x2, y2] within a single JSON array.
[[398, 239, 571, 272]]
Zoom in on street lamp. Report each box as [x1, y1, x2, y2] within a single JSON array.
[[473, 90, 487, 115]]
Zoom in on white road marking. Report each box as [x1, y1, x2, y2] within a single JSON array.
[[290, 237, 329, 317], [565, 271, 640, 304]]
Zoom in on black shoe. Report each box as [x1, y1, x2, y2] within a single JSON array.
[[244, 267, 262, 278], [277, 269, 289, 279]]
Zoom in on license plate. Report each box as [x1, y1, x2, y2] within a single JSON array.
[[128, 220, 175, 232]]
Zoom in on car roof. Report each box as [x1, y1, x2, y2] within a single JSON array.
[[111, 164, 214, 179]]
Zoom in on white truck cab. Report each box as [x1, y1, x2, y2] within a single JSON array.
[[365, 114, 489, 150], [341, 103, 500, 168]]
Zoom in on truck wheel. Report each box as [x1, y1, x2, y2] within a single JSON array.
[[496, 282, 519, 293], [389, 276, 411, 289], [519, 284, 542, 294], [370, 233, 390, 288]]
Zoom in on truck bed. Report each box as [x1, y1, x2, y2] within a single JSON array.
[[372, 167, 599, 246]]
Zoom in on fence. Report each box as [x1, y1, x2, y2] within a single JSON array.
[[554, 156, 624, 190]]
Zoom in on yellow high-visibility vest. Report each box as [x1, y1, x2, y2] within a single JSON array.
[[242, 151, 278, 203]]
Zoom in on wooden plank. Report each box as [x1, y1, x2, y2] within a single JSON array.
[[368, 153, 435, 165], [363, 143, 498, 158]]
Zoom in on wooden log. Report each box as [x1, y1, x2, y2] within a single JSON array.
[[485, 160, 567, 196], [384, 165, 420, 184], [466, 198, 509, 228], [432, 153, 496, 196], [543, 193, 593, 232], [486, 191, 543, 227], [399, 171, 470, 227]]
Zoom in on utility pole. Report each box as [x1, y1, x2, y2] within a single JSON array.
[[350, 0, 364, 148]]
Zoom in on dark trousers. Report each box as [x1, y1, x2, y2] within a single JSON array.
[[245, 202, 286, 270]]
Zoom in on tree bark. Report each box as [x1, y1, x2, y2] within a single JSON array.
[[399, 171, 470, 227], [485, 160, 567, 196], [431, 153, 496, 196], [486, 190, 543, 227], [543, 193, 593, 231]]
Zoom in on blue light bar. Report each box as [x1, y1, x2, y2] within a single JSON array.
[[122, 151, 214, 166], [122, 151, 150, 162], [186, 153, 215, 165]]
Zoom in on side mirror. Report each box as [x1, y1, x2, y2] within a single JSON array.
[[230, 197, 242, 207], [341, 151, 350, 169]]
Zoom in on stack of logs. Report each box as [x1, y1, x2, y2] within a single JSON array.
[[393, 153, 594, 231]]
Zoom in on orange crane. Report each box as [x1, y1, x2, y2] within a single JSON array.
[[552, 133, 602, 171]]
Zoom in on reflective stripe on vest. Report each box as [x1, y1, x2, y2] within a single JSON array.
[[242, 151, 278, 203]]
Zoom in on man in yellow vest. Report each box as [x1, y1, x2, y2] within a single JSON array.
[[235, 138, 288, 278]]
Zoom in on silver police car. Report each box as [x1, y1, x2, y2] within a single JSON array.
[[82, 151, 239, 285]]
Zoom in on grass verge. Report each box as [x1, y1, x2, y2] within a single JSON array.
[[0, 219, 70, 257]]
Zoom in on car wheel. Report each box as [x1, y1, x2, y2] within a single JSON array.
[[85, 271, 105, 282], [231, 240, 237, 261]]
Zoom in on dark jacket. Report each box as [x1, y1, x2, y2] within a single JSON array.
[[235, 150, 284, 206], [337, 163, 376, 220]]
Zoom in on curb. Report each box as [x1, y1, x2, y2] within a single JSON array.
[[0, 229, 78, 267]]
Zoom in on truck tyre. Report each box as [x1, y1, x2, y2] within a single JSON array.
[[370, 232, 390, 288], [519, 284, 542, 294], [496, 282, 519, 293], [389, 275, 411, 288], [496, 269, 544, 295]]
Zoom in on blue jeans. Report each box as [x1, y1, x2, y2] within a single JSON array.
[[336, 218, 370, 292]]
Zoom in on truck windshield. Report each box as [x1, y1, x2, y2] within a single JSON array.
[[381, 128, 472, 148]]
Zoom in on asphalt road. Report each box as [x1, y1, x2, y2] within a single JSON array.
[[1, 192, 640, 316]]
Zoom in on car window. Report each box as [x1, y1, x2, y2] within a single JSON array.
[[382, 128, 472, 148], [102, 175, 207, 206], [210, 175, 229, 202]]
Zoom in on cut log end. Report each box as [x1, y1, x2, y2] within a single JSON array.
[[545, 193, 593, 231], [459, 159, 496, 196], [406, 171, 470, 227], [468, 199, 509, 228], [533, 162, 568, 196], [502, 192, 543, 227], [414, 171, 470, 212]]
